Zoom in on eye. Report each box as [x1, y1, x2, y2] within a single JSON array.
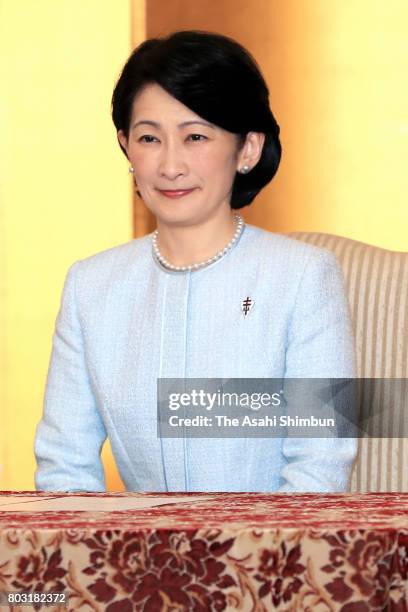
[[187, 134, 208, 142], [138, 135, 159, 143]]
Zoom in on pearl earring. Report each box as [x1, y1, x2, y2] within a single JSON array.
[[239, 165, 251, 174], [128, 166, 134, 173]]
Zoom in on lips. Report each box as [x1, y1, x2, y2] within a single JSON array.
[[158, 188, 196, 198]]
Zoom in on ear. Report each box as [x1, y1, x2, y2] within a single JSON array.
[[117, 130, 129, 157], [237, 132, 266, 172]]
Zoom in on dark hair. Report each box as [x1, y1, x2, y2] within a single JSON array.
[[111, 30, 281, 209]]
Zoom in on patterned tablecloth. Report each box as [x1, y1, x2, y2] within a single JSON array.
[[0, 491, 407, 611]]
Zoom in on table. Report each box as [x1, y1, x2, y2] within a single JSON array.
[[0, 492, 407, 611]]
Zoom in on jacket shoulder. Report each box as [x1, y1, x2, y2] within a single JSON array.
[[64, 234, 152, 299], [245, 224, 339, 267], [77, 234, 151, 272]]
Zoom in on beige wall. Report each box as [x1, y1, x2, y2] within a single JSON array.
[[144, 0, 408, 251], [0, 1, 131, 490]]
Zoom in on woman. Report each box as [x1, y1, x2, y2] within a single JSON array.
[[34, 31, 357, 492]]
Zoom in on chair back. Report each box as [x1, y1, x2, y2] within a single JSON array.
[[288, 232, 408, 491]]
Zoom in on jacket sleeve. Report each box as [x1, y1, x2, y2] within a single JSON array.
[[277, 249, 358, 492], [34, 261, 107, 492]]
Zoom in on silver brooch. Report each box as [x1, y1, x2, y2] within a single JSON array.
[[241, 296, 254, 316]]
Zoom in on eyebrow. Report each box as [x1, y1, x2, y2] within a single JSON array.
[[131, 119, 216, 130]]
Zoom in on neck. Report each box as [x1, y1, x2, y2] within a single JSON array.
[[155, 209, 239, 267]]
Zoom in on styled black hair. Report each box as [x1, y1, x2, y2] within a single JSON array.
[[111, 30, 281, 209]]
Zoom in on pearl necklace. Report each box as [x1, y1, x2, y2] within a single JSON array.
[[152, 215, 245, 272]]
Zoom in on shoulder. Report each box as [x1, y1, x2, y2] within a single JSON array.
[[66, 234, 152, 287], [59, 235, 153, 312], [239, 225, 347, 315], [76, 234, 151, 273], [243, 224, 340, 273]]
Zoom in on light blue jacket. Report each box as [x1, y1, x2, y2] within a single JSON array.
[[34, 224, 357, 492]]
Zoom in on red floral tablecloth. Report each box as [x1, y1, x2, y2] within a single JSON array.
[[0, 491, 407, 611]]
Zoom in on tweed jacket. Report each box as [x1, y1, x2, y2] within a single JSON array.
[[34, 224, 357, 492]]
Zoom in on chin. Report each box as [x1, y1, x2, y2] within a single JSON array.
[[149, 202, 197, 222], [157, 214, 200, 227]]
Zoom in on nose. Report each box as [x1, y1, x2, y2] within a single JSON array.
[[158, 140, 188, 180]]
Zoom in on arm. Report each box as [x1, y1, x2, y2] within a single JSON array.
[[278, 249, 357, 492], [34, 262, 107, 492]]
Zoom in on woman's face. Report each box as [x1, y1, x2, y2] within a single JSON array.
[[118, 83, 257, 227]]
